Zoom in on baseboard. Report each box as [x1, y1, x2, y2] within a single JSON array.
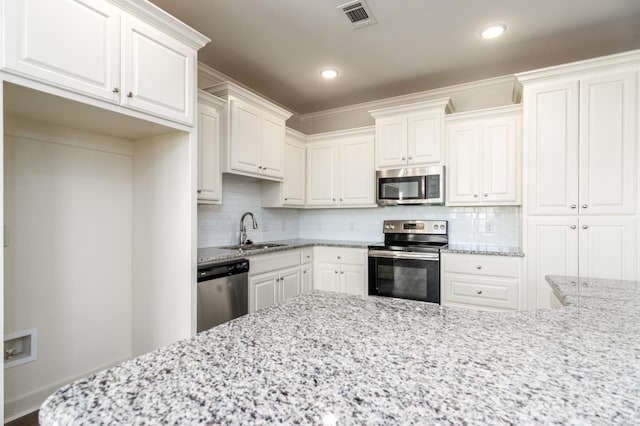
[[4, 355, 131, 423]]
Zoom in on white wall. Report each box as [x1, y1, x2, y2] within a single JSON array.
[[3, 118, 133, 420], [197, 175, 521, 248], [198, 174, 299, 247]]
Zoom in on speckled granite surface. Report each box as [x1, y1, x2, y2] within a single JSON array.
[[40, 276, 639, 425], [198, 239, 377, 265], [440, 244, 524, 257]]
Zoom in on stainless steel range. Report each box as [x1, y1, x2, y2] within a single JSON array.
[[368, 220, 448, 304]]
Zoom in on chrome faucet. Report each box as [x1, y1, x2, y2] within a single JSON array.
[[239, 212, 258, 245]]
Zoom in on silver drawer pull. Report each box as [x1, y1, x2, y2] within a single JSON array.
[[477, 290, 483, 295], [570, 204, 577, 209], [112, 87, 120, 93], [582, 225, 589, 229], [340, 271, 344, 275], [570, 225, 576, 229], [476, 265, 482, 270], [334, 270, 338, 274], [582, 204, 588, 209], [127, 92, 133, 98]]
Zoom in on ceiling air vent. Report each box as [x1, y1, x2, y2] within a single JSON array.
[[338, 0, 377, 29]]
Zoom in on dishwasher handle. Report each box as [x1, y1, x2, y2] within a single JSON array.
[[197, 259, 249, 282]]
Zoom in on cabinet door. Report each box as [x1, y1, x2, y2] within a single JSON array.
[[408, 112, 442, 165], [3, 0, 120, 102], [525, 81, 579, 215], [121, 15, 195, 124], [339, 264, 365, 296], [526, 217, 579, 309], [249, 272, 278, 313], [375, 117, 407, 168], [482, 117, 520, 204], [579, 71, 637, 215], [197, 102, 221, 203], [578, 217, 637, 280], [282, 138, 306, 205], [301, 264, 313, 293], [314, 262, 341, 292], [446, 122, 482, 204], [228, 99, 261, 174], [261, 115, 285, 179], [339, 137, 375, 206], [306, 142, 338, 205], [279, 267, 301, 301]]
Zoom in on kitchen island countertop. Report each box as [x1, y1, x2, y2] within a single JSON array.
[[40, 275, 639, 425]]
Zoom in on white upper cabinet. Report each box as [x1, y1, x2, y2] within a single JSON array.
[[121, 15, 195, 124], [446, 105, 522, 206], [370, 99, 452, 169], [306, 127, 375, 207], [2, 0, 121, 102], [261, 128, 306, 207], [1, 0, 208, 126], [522, 69, 637, 215], [208, 82, 293, 182], [578, 71, 637, 215], [197, 91, 225, 204]]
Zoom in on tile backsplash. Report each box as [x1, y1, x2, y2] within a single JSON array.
[[198, 175, 522, 248]]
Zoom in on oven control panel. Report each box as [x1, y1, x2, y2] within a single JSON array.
[[383, 220, 448, 235]]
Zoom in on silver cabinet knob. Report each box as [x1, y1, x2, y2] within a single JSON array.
[[483, 193, 488, 197], [340, 271, 344, 275], [112, 87, 120, 93], [570, 225, 577, 229], [582, 204, 588, 209], [303, 270, 307, 274], [197, 189, 202, 194], [332, 198, 336, 202], [582, 225, 589, 229], [408, 156, 413, 160], [477, 290, 483, 295], [334, 270, 338, 274], [339, 198, 343, 202], [401, 157, 406, 161], [473, 194, 479, 198], [284, 197, 288, 201], [337, 256, 341, 260], [476, 265, 482, 270], [127, 92, 133, 98], [570, 204, 577, 209]]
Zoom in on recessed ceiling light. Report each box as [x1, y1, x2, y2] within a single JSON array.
[[481, 24, 506, 40], [321, 69, 339, 79]]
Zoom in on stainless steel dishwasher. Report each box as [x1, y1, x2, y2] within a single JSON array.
[[197, 258, 249, 332]]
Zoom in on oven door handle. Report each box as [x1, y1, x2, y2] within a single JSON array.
[[368, 250, 439, 261]]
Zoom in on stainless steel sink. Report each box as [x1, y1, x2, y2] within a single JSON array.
[[219, 243, 288, 251]]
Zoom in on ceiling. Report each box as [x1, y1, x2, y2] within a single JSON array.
[[149, 0, 640, 114]]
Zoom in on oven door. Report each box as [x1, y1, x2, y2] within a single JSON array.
[[368, 250, 440, 303]]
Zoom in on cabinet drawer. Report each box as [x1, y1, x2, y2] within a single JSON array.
[[314, 247, 366, 265], [443, 274, 518, 310], [443, 253, 520, 278], [301, 248, 313, 264], [249, 250, 300, 275]]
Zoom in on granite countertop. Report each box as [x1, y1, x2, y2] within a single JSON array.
[[40, 275, 639, 425], [440, 243, 524, 257], [198, 239, 378, 265]]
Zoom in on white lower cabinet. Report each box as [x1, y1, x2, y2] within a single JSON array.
[[248, 249, 312, 313], [313, 247, 367, 296], [441, 253, 523, 311], [527, 216, 637, 309]]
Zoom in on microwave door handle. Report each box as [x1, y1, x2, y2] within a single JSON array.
[[422, 176, 427, 200]]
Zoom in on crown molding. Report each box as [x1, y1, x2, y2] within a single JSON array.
[[516, 49, 640, 85], [197, 90, 226, 111], [206, 81, 293, 120], [445, 104, 522, 122], [109, 0, 209, 49], [285, 127, 307, 141], [299, 74, 517, 122], [369, 98, 453, 118], [306, 126, 375, 143]]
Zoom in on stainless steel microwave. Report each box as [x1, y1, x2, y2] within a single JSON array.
[[376, 166, 445, 206]]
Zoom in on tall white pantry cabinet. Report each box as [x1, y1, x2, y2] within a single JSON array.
[[518, 52, 640, 309], [0, 0, 209, 421]]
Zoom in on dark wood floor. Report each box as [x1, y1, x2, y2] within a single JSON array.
[[6, 410, 39, 426]]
